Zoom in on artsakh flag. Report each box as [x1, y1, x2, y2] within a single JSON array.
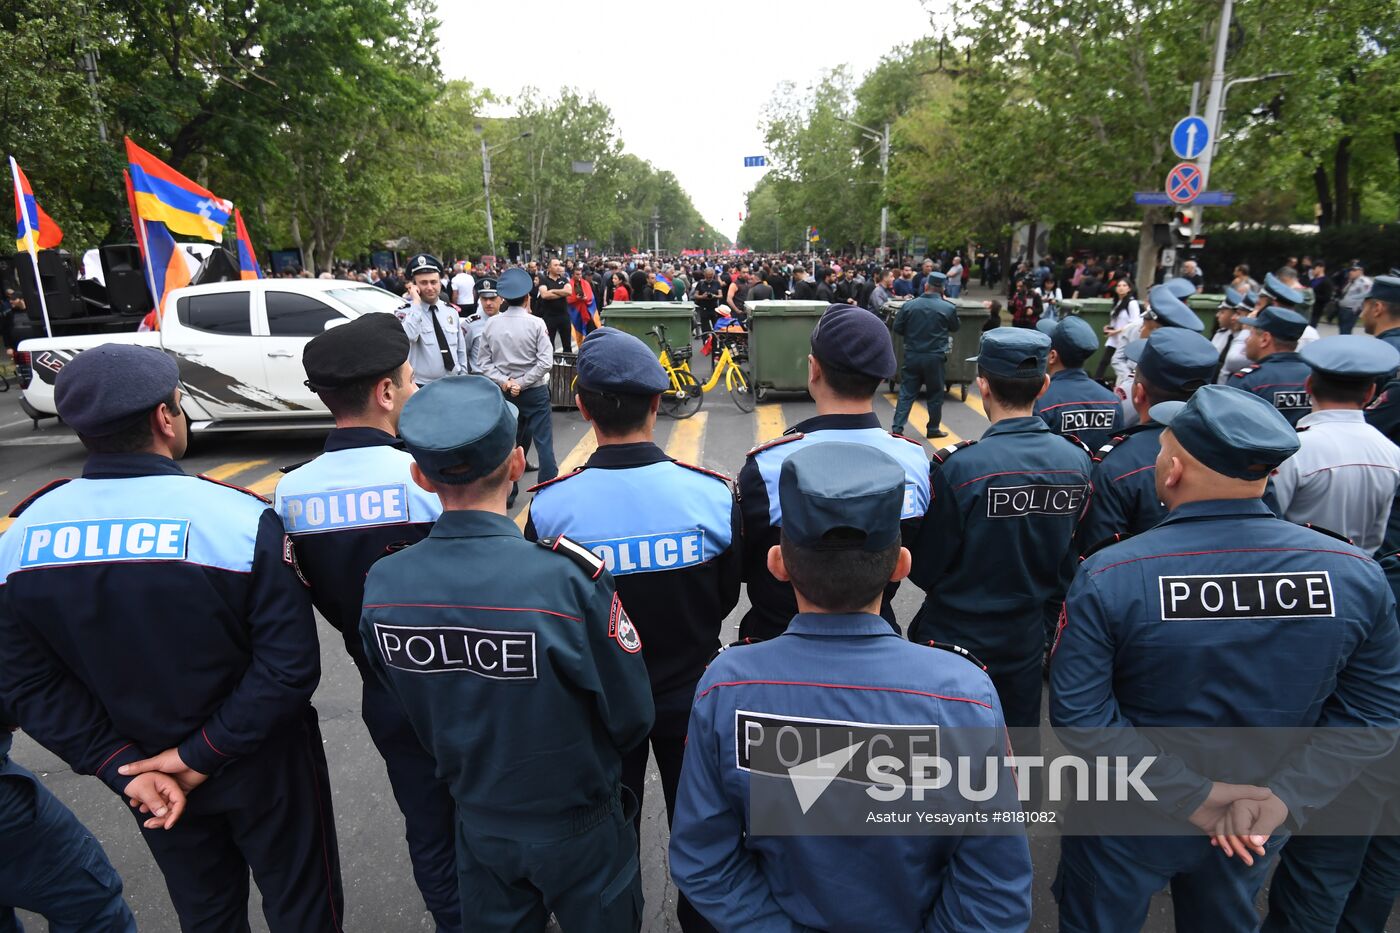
[[233, 208, 263, 280], [125, 137, 232, 241], [653, 273, 673, 296], [567, 278, 599, 347], [11, 157, 63, 253]]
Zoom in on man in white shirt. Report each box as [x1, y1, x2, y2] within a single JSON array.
[[1212, 289, 1251, 383], [450, 261, 476, 314]]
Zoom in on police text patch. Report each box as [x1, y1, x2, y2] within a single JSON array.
[[987, 484, 1086, 518], [372, 623, 537, 679], [583, 529, 706, 575], [279, 483, 409, 534], [20, 519, 190, 568], [1158, 571, 1334, 621], [1060, 409, 1117, 433], [1274, 391, 1312, 410]]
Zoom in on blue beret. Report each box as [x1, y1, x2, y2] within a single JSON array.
[[302, 312, 409, 390], [1147, 285, 1205, 331], [1125, 328, 1217, 392], [55, 344, 181, 436], [575, 327, 669, 395], [778, 442, 905, 552], [1220, 287, 1245, 310], [811, 304, 897, 380], [1240, 305, 1308, 341], [1262, 272, 1304, 307], [1037, 316, 1099, 365], [400, 375, 518, 485], [496, 268, 532, 301], [406, 253, 444, 277], [967, 327, 1051, 377], [1368, 275, 1400, 305], [1151, 383, 1299, 481], [1300, 334, 1400, 380], [1162, 277, 1198, 300]]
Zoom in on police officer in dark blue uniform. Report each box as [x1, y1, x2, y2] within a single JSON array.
[[1034, 315, 1122, 450], [1232, 304, 1314, 426], [525, 327, 739, 933], [274, 313, 460, 932], [1, 697, 136, 932], [739, 304, 930, 640], [891, 274, 960, 439], [670, 442, 1033, 932], [1075, 327, 1218, 553], [1051, 384, 1400, 933], [908, 327, 1092, 782], [360, 374, 655, 933], [1364, 276, 1400, 553], [0, 344, 342, 933]]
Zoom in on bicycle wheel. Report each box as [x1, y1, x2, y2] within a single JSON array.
[[727, 365, 756, 413], [661, 369, 704, 419]]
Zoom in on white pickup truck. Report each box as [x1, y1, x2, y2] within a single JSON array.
[[15, 279, 408, 432]]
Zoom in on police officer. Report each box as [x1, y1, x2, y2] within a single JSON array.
[[891, 273, 960, 439], [1269, 335, 1400, 553], [1362, 275, 1400, 444], [399, 253, 470, 385], [1232, 304, 1313, 426], [465, 275, 499, 374], [524, 327, 738, 933], [1034, 315, 1122, 450], [1109, 281, 1205, 417], [1211, 287, 1251, 383], [274, 314, 460, 931], [670, 442, 1033, 932], [1051, 384, 1400, 933], [908, 328, 1092, 779], [360, 375, 654, 932], [0, 344, 342, 932], [738, 304, 931, 640], [1075, 328, 1219, 553]]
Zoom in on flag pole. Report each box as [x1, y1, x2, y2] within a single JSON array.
[[10, 157, 53, 338], [137, 215, 161, 316]]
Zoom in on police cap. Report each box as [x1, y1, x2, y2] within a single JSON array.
[[925, 271, 948, 287], [1219, 287, 1245, 310], [575, 327, 669, 395], [1162, 277, 1199, 301], [1368, 275, 1400, 305], [1300, 334, 1400, 380], [301, 312, 409, 391], [1125, 328, 1217, 393], [1146, 285, 1205, 331], [55, 344, 181, 437], [967, 327, 1050, 377], [400, 375, 518, 485], [1036, 316, 1100, 366], [496, 267, 532, 301], [1262, 272, 1305, 307], [1240, 305, 1308, 341], [778, 442, 904, 552], [1150, 383, 1299, 481], [406, 253, 444, 278], [476, 277, 498, 298], [811, 304, 897, 380]]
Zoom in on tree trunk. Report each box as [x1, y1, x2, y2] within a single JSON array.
[[1314, 165, 1334, 228], [1394, 133, 1400, 208], [1135, 211, 1161, 300], [1334, 136, 1353, 225]]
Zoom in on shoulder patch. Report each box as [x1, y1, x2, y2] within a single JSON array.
[[537, 534, 606, 579], [746, 432, 805, 458], [8, 478, 72, 518], [672, 460, 733, 484], [1231, 366, 1257, 378], [1081, 532, 1133, 559], [1302, 523, 1353, 545], [608, 594, 642, 653], [890, 431, 923, 447], [197, 473, 271, 504], [931, 439, 976, 465], [922, 640, 988, 672], [526, 466, 586, 494]]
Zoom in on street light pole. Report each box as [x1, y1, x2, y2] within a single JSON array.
[[475, 125, 533, 260], [838, 116, 891, 261]]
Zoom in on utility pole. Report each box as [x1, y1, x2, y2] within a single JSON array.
[[1194, 0, 1233, 235], [652, 206, 660, 255], [475, 125, 532, 260], [838, 117, 892, 261]]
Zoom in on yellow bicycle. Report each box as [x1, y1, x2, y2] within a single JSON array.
[[650, 324, 755, 414], [649, 325, 704, 419]]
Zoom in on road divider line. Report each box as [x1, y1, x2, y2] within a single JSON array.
[[203, 459, 271, 482], [755, 405, 786, 446], [514, 429, 599, 530], [246, 469, 284, 498], [0, 517, 11, 535], [665, 412, 706, 465], [960, 391, 987, 419], [883, 394, 962, 448]]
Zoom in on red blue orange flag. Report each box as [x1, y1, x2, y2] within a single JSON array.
[[125, 137, 231, 241], [233, 208, 263, 280], [11, 157, 62, 253]]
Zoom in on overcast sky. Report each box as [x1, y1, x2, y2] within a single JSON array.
[[436, 0, 937, 242]]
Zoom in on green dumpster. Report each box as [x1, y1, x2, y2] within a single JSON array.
[[747, 300, 830, 395], [1187, 294, 1225, 335], [1060, 298, 1116, 376], [599, 301, 695, 355]]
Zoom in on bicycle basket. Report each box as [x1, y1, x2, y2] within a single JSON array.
[[669, 343, 693, 362], [721, 331, 749, 362]]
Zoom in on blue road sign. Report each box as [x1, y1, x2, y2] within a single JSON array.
[[1165, 162, 1205, 204], [1171, 116, 1211, 160], [744, 155, 767, 167], [1135, 190, 1234, 207]]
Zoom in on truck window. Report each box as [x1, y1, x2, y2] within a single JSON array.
[[178, 292, 252, 335], [266, 292, 344, 336]]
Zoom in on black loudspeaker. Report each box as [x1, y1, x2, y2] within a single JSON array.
[[14, 249, 85, 321], [190, 245, 239, 286], [507, 241, 522, 262], [99, 243, 153, 316]]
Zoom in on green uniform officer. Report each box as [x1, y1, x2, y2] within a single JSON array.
[[892, 271, 960, 438], [359, 374, 655, 933]]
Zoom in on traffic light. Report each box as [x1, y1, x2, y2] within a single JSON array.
[[1173, 208, 1197, 244]]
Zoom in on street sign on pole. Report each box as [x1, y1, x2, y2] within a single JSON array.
[[1165, 163, 1205, 204], [1135, 190, 1234, 206], [743, 156, 767, 167], [1171, 116, 1211, 160], [1161, 247, 1177, 269]]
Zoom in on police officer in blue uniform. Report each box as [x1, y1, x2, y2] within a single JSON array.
[[1363, 276, 1400, 552], [1, 697, 136, 932], [908, 328, 1092, 782], [1075, 328, 1219, 553], [1051, 384, 1400, 933], [274, 313, 460, 932], [0, 344, 343, 933], [670, 442, 1033, 932], [525, 327, 739, 933], [1232, 304, 1314, 426], [360, 374, 654, 933], [739, 304, 930, 640], [891, 274, 960, 439], [1034, 314, 1122, 450]]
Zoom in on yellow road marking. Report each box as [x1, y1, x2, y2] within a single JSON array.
[[245, 469, 284, 498], [884, 394, 963, 447], [754, 404, 786, 446], [665, 412, 707, 465], [514, 429, 599, 530], [203, 459, 271, 482], [961, 391, 987, 418], [0, 517, 11, 536]]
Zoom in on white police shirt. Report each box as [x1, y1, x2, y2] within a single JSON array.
[[398, 300, 470, 384]]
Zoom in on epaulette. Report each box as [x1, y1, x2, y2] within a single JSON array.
[[527, 467, 585, 494], [279, 459, 312, 474], [709, 636, 765, 665], [890, 431, 923, 447], [1081, 532, 1133, 559], [1296, 425, 1310, 433], [746, 432, 804, 457], [672, 460, 733, 484], [536, 534, 606, 580], [922, 640, 988, 672], [8, 478, 71, 518], [930, 439, 975, 465], [1062, 434, 1095, 458], [197, 474, 271, 504], [1301, 523, 1353, 545], [1231, 366, 1258, 378]]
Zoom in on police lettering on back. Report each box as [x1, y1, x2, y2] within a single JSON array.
[[280, 483, 409, 533], [21, 518, 190, 567], [1158, 571, 1334, 620]]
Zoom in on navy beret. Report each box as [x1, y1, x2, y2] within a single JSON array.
[[1147, 286, 1205, 332], [496, 268, 532, 301], [400, 375, 518, 485], [55, 344, 181, 436], [1037, 316, 1099, 366], [1368, 275, 1400, 305], [1240, 306, 1308, 341], [779, 442, 905, 552], [968, 327, 1050, 377], [302, 312, 409, 390], [1151, 383, 1299, 481], [575, 327, 669, 395], [1162, 277, 1198, 300], [811, 304, 897, 380], [1300, 334, 1400, 380], [1262, 272, 1304, 306], [406, 253, 444, 278], [1126, 328, 1217, 392]]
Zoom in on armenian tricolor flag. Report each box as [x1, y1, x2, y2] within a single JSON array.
[[653, 273, 673, 296], [124, 168, 190, 331], [125, 137, 232, 241], [233, 208, 263, 280], [11, 157, 62, 253]]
